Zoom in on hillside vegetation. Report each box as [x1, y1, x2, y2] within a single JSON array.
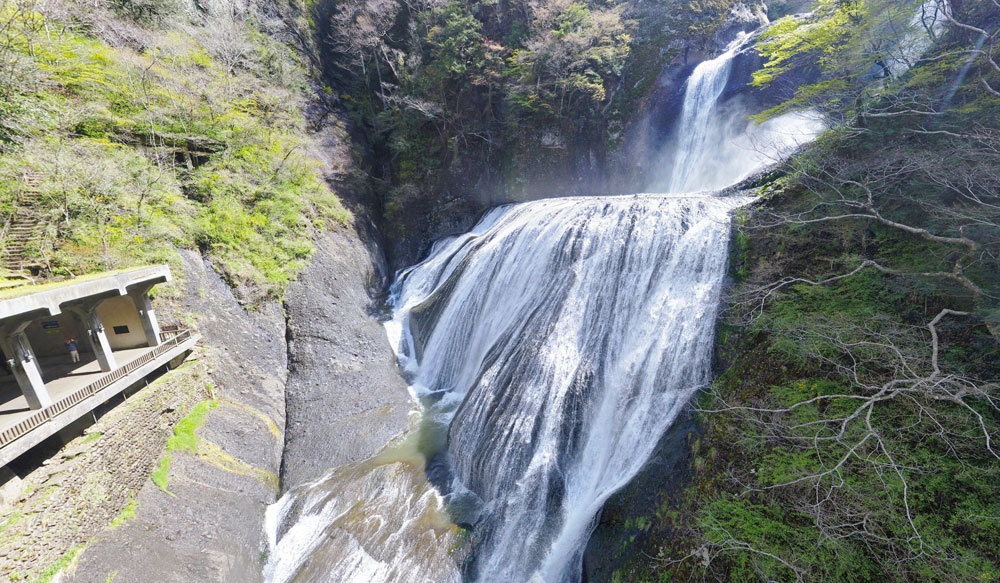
[[614, 1, 1000, 581], [0, 0, 351, 302]]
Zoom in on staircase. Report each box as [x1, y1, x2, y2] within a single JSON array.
[[2, 173, 44, 274]]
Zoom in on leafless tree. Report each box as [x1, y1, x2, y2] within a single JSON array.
[[325, 0, 405, 104], [737, 117, 1000, 343], [202, 12, 257, 77], [683, 303, 1000, 578]]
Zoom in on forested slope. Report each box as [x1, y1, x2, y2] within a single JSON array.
[[612, 1, 1000, 581], [314, 0, 774, 264], [0, 0, 353, 303]]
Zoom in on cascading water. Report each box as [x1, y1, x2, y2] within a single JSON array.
[[263, 26, 816, 583], [654, 33, 823, 194], [666, 33, 750, 193], [263, 425, 463, 583], [385, 194, 747, 582]]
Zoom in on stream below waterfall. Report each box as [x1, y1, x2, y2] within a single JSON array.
[[262, 26, 822, 583]]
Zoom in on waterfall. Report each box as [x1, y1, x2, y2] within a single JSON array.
[[666, 33, 750, 194], [263, 421, 464, 583], [654, 33, 823, 194], [385, 194, 748, 582], [263, 29, 816, 583]]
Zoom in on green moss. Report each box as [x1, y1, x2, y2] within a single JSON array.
[[151, 454, 171, 493], [167, 400, 217, 453], [152, 399, 218, 492], [36, 544, 84, 583], [110, 497, 139, 528], [731, 230, 751, 283], [0, 512, 22, 535]]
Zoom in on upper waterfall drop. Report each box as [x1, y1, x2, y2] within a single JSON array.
[[386, 194, 749, 582], [654, 32, 824, 194], [666, 33, 750, 194]]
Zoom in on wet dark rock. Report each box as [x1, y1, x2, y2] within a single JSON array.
[[582, 407, 699, 581], [280, 227, 413, 489]]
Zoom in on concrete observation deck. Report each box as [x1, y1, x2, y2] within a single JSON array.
[[0, 266, 200, 468]]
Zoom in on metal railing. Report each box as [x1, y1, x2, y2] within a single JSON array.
[[0, 329, 196, 448], [159, 325, 182, 343]]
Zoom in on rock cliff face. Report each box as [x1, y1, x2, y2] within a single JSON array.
[[68, 252, 289, 583], [63, 224, 413, 583], [281, 226, 412, 488]]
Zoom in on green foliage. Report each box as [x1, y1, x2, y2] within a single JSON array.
[[190, 137, 327, 294], [167, 399, 217, 454], [0, 136, 187, 273], [36, 544, 84, 583], [505, 1, 631, 110], [751, 0, 948, 121], [152, 399, 218, 493], [109, 497, 139, 528], [730, 229, 750, 282], [150, 455, 171, 493], [0, 5, 353, 302], [426, 3, 484, 80]]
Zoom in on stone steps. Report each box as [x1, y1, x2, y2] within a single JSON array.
[[3, 173, 47, 273]]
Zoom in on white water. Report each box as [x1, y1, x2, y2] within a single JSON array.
[[263, 420, 463, 583], [665, 33, 751, 193], [386, 194, 747, 582], [263, 29, 817, 583], [654, 34, 823, 194]]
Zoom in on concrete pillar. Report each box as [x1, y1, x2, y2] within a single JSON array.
[[0, 332, 51, 410], [79, 316, 98, 357], [83, 307, 116, 372], [129, 290, 162, 347]]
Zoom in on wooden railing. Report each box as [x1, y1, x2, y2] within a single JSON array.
[[0, 329, 196, 448]]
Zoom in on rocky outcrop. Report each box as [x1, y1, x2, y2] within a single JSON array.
[[58, 213, 416, 581], [280, 226, 413, 489], [716, 1, 769, 46], [67, 252, 289, 583], [49, 216, 413, 583]]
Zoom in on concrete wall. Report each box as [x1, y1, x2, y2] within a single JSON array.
[[97, 296, 147, 350], [23, 313, 88, 358], [12, 294, 151, 361]]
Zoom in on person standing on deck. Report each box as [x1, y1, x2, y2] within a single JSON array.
[[65, 338, 79, 363]]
